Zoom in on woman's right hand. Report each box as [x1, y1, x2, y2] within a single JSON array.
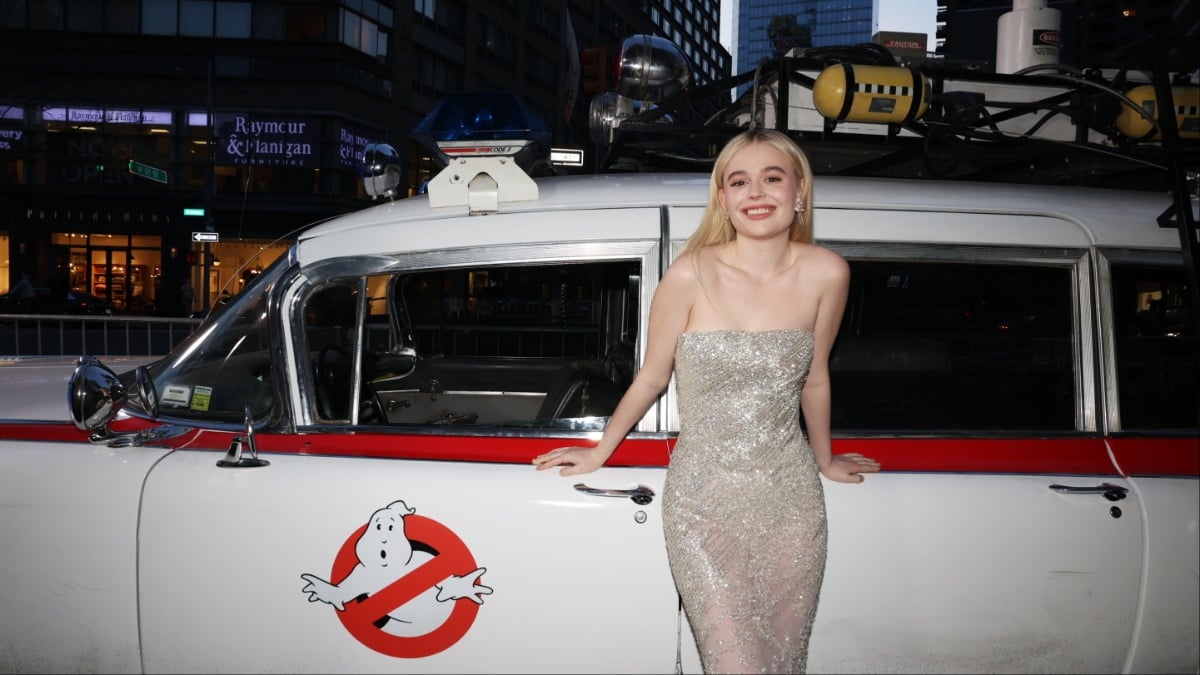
[[533, 445, 609, 476]]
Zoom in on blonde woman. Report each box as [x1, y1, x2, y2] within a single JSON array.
[[535, 128, 880, 674]]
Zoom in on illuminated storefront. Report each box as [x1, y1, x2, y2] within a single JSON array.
[[2, 102, 381, 314]]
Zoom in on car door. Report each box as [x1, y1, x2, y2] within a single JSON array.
[[801, 245, 1145, 674], [136, 221, 686, 673]]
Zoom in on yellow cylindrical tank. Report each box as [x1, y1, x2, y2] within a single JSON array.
[[1115, 84, 1199, 140], [813, 64, 930, 125]]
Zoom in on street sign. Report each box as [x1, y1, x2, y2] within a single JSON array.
[[192, 231, 219, 243], [128, 160, 168, 184]]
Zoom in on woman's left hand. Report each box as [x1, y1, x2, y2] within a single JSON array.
[[820, 452, 881, 483]]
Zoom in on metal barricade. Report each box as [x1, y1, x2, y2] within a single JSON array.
[[0, 313, 203, 357]]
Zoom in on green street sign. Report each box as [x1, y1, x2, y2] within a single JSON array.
[[128, 160, 168, 184]]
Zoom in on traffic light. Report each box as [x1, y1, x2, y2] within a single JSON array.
[[581, 47, 609, 95]]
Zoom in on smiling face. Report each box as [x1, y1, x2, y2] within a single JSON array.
[[717, 141, 804, 242]]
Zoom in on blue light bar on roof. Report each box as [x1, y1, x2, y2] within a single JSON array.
[[412, 92, 552, 168]]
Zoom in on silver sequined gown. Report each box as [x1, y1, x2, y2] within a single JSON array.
[[665, 330, 827, 674]]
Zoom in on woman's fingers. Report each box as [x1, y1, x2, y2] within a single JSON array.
[[533, 447, 576, 470]]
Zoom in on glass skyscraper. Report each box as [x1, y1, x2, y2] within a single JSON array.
[[732, 0, 877, 74]]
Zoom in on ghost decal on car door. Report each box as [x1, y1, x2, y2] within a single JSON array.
[[301, 499, 493, 657]]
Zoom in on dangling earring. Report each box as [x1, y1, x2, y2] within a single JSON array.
[[794, 201, 802, 213], [722, 209, 730, 223]]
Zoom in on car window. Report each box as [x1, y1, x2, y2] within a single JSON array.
[[832, 259, 1075, 431], [149, 253, 287, 424], [1110, 263, 1197, 431], [305, 260, 641, 430]]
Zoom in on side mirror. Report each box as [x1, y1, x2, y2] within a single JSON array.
[[68, 356, 127, 432], [135, 365, 159, 419]]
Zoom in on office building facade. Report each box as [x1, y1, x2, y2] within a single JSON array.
[[1, 0, 727, 314], [730, 0, 877, 74]]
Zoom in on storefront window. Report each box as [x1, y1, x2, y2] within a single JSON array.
[[0, 234, 9, 294]]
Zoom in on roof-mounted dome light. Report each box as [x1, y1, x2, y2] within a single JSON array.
[[617, 34, 691, 103], [361, 143, 403, 200], [412, 91, 552, 172]]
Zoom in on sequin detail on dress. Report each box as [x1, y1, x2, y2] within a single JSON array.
[[665, 330, 826, 674]]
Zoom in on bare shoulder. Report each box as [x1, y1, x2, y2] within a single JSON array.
[[662, 248, 704, 287], [798, 243, 849, 281]]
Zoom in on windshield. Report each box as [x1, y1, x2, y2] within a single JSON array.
[[146, 249, 293, 425]]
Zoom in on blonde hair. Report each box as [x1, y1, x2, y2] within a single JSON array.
[[680, 129, 815, 258]]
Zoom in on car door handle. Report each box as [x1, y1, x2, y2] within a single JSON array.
[[1048, 482, 1128, 501], [574, 483, 655, 505]]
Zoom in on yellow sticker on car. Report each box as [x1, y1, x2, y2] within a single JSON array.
[[190, 385, 212, 411]]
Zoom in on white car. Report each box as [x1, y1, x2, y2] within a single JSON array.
[[1, 88, 1197, 674]]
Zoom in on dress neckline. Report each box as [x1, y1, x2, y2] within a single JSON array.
[[679, 328, 814, 338]]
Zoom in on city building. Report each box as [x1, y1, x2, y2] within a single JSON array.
[[0, 0, 729, 315], [644, 0, 732, 89], [730, 0, 877, 75]]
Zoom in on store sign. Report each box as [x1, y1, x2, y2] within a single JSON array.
[[336, 121, 384, 172], [20, 206, 175, 226], [0, 127, 21, 154], [215, 113, 320, 168], [41, 107, 173, 126]]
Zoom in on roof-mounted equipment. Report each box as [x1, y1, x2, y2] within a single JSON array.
[[1115, 83, 1200, 141], [362, 143, 403, 200], [411, 92, 550, 213], [813, 64, 931, 128], [588, 35, 691, 152]]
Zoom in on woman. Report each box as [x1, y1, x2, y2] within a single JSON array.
[[533, 128, 880, 674]]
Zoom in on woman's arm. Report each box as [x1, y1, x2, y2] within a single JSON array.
[[801, 248, 880, 482], [533, 253, 697, 476]]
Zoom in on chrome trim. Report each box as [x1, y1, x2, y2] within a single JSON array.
[[1075, 250, 1098, 432], [1049, 482, 1128, 501], [1092, 248, 1191, 434], [823, 241, 1088, 264], [288, 240, 661, 429], [1093, 251, 1118, 434], [217, 405, 269, 468], [101, 423, 193, 448], [349, 275, 368, 426], [291, 423, 674, 441], [574, 482, 656, 505]]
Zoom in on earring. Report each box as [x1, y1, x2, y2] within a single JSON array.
[[794, 202, 802, 213]]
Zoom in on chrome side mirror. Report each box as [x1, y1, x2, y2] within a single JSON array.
[[135, 365, 159, 419], [68, 356, 126, 434], [68, 356, 189, 447], [218, 404, 269, 468], [362, 143, 402, 201]]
